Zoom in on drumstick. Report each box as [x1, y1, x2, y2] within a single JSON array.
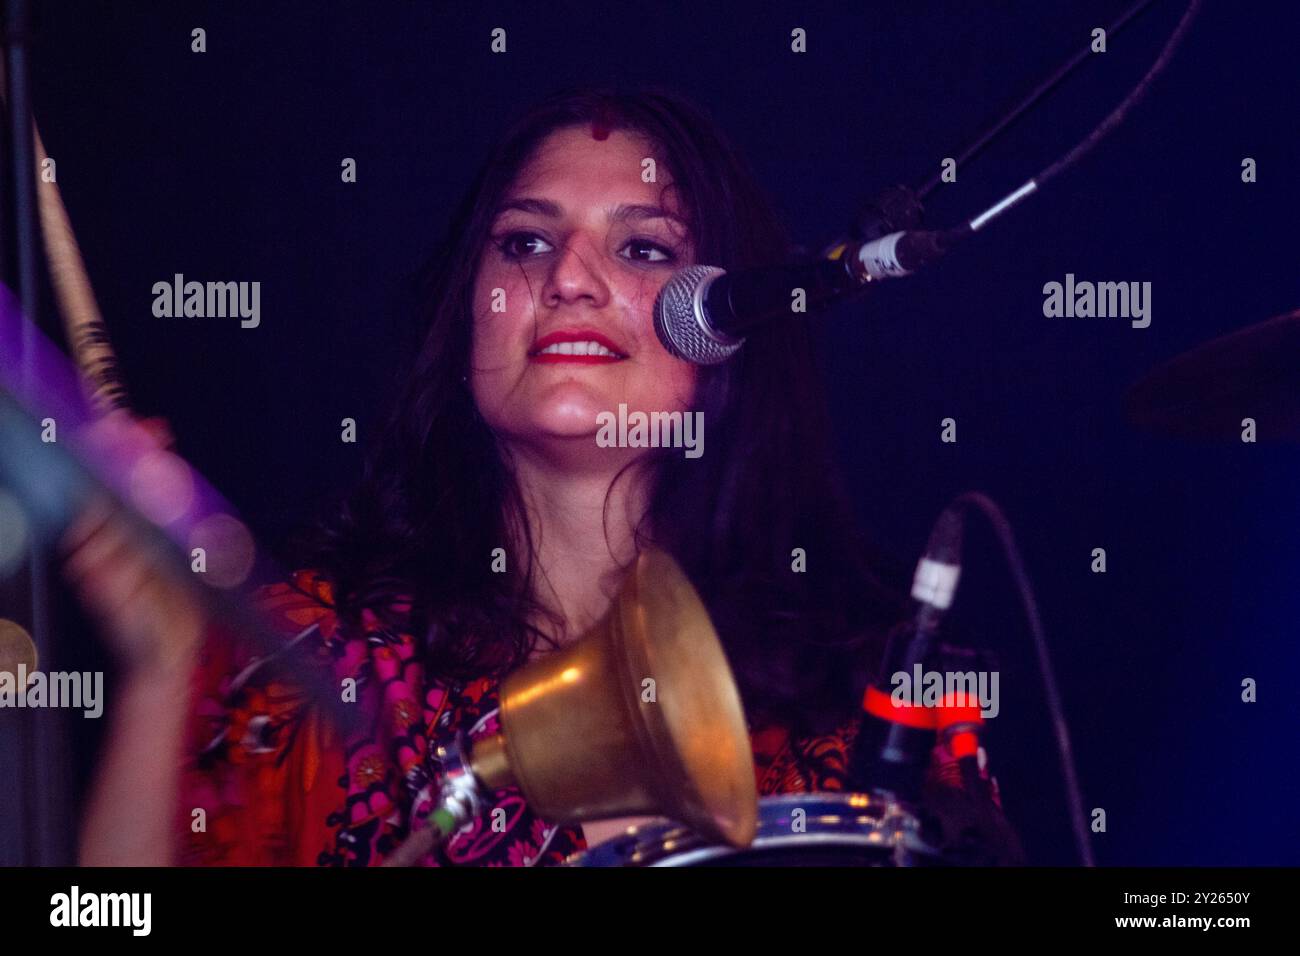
[[31, 123, 134, 416], [0, 52, 178, 457]]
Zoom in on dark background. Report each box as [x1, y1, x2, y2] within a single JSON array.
[[20, 0, 1300, 865]]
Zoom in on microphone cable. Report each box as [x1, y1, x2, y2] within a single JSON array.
[[940, 491, 1095, 867], [920, 1, 1205, 255]]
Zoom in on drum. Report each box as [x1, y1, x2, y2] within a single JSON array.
[[566, 791, 946, 866]]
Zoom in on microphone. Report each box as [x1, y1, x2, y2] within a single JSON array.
[[845, 505, 965, 801], [653, 229, 956, 365]]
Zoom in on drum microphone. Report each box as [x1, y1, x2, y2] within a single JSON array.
[[652, 229, 957, 365], [845, 504, 965, 801]]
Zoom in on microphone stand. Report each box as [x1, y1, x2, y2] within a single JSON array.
[[0, 0, 73, 865]]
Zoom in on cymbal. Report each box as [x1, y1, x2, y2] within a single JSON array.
[[1125, 309, 1300, 442]]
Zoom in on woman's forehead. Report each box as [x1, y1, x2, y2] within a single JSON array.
[[507, 127, 682, 212]]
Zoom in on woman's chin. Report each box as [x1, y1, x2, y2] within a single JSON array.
[[521, 388, 617, 435], [531, 419, 602, 442], [488, 386, 656, 467], [507, 416, 643, 471]]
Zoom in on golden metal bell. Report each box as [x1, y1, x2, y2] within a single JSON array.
[[471, 548, 758, 848]]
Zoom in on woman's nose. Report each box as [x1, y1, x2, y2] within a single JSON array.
[[545, 236, 610, 306]]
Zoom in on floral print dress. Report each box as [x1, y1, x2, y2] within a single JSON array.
[[178, 570, 991, 867]]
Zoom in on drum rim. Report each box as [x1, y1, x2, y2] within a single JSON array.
[[565, 790, 940, 867]]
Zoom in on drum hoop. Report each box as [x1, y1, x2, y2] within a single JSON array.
[[644, 829, 930, 867], [567, 791, 939, 867]]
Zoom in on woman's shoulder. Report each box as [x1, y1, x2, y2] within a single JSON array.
[[189, 568, 458, 763], [247, 568, 350, 642], [208, 567, 425, 670], [252, 567, 337, 616]]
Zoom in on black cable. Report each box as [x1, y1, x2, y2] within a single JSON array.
[[916, 0, 1160, 201], [949, 0, 1202, 240], [947, 491, 1095, 867], [931, 3, 1205, 872], [1035, 0, 1202, 190]]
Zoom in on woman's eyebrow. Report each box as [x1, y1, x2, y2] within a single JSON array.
[[609, 203, 686, 226], [493, 197, 685, 226]]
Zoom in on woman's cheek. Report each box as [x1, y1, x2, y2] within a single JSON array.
[[467, 298, 510, 422], [471, 273, 531, 371], [634, 351, 697, 415]]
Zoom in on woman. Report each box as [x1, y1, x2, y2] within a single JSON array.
[[64, 86, 979, 867]]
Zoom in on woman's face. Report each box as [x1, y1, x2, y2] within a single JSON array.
[[470, 125, 699, 469]]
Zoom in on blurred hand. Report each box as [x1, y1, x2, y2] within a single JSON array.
[[59, 411, 205, 677]]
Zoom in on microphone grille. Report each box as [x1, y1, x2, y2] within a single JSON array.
[[653, 265, 742, 365]]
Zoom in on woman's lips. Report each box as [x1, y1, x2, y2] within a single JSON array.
[[531, 353, 623, 365], [528, 329, 628, 364]]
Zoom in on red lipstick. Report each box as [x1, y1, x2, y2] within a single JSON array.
[[528, 329, 628, 364]]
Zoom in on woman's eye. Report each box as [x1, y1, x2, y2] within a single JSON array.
[[495, 231, 675, 264], [620, 239, 675, 264], [496, 232, 554, 259]]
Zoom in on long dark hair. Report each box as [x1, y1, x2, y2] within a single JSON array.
[[293, 85, 903, 735]]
